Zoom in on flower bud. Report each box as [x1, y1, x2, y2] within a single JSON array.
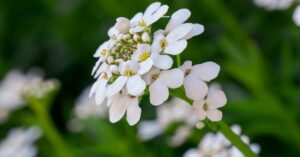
[[142, 32, 151, 42], [115, 17, 130, 34], [133, 34, 141, 41]]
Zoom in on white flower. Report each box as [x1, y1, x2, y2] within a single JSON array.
[[105, 61, 146, 97], [193, 88, 227, 122], [107, 90, 141, 125], [180, 61, 220, 101], [131, 44, 154, 74], [151, 9, 204, 70], [253, 0, 294, 10], [130, 2, 169, 33], [0, 126, 42, 157], [293, 5, 300, 26], [143, 67, 184, 105]]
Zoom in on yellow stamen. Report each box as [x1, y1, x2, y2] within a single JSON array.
[[139, 20, 147, 27], [125, 70, 135, 76], [139, 52, 150, 62], [160, 39, 167, 49], [101, 49, 107, 57]]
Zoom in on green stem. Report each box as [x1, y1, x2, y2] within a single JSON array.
[[28, 101, 73, 157], [176, 55, 181, 67], [170, 88, 258, 157]]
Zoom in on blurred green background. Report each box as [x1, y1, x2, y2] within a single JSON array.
[[0, 0, 300, 157]]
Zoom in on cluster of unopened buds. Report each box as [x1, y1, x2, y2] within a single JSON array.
[[90, 2, 227, 125]]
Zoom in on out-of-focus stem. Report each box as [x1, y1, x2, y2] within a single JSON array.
[[29, 102, 73, 157]]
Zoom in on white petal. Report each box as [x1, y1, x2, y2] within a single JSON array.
[[130, 12, 143, 23], [109, 96, 129, 123], [191, 61, 220, 81], [152, 53, 173, 70], [138, 121, 163, 140], [95, 79, 108, 105], [93, 41, 109, 57], [107, 93, 122, 107], [138, 58, 153, 75], [183, 76, 208, 100], [142, 67, 160, 85], [166, 23, 193, 43], [126, 98, 141, 125], [151, 34, 165, 53], [250, 144, 261, 154], [293, 5, 300, 26], [130, 26, 145, 33], [126, 75, 146, 96], [166, 9, 191, 32], [94, 62, 108, 78], [132, 44, 151, 62], [106, 76, 128, 97], [164, 40, 187, 55], [179, 60, 192, 73], [183, 148, 199, 157], [207, 109, 222, 121], [154, 29, 166, 37], [149, 81, 169, 106], [159, 68, 184, 88], [206, 90, 227, 109], [89, 81, 100, 97], [145, 5, 169, 26], [193, 100, 207, 120], [184, 24, 204, 40], [143, 2, 161, 18]]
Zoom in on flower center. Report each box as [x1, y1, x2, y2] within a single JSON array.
[[101, 49, 107, 57], [139, 52, 150, 62], [203, 103, 208, 111], [110, 33, 138, 61], [124, 70, 135, 76], [139, 20, 147, 27], [151, 74, 159, 82], [185, 69, 191, 76], [160, 39, 167, 49]]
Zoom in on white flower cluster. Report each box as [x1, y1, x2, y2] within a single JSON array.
[[90, 2, 226, 125], [183, 125, 260, 157], [0, 126, 42, 157], [253, 0, 294, 10], [0, 70, 40, 123], [22, 78, 60, 99]]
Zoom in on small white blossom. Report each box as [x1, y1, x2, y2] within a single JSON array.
[[0, 126, 42, 157], [106, 61, 146, 97], [253, 0, 294, 10], [107, 90, 141, 125], [151, 9, 204, 70], [130, 2, 169, 33], [143, 67, 184, 106], [180, 61, 220, 101], [193, 89, 227, 122], [293, 5, 300, 26]]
